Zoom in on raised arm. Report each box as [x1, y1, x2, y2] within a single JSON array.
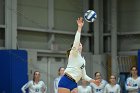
[[70, 17, 84, 56]]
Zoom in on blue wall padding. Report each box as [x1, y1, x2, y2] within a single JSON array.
[[0, 50, 28, 93]]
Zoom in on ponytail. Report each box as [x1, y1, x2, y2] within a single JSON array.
[[66, 44, 73, 57], [66, 49, 71, 57]]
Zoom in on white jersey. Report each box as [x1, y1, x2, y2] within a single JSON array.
[[90, 79, 107, 93], [104, 84, 121, 93], [64, 31, 92, 83], [78, 85, 92, 93], [21, 80, 47, 93], [54, 76, 62, 93], [125, 77, 140, 93]]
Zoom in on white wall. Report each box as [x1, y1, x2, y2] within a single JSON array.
[[118, 0, 140, 32], [92, 55, 107, 80], [17, 0, 48, 28], [117, 0, 140, 51], [18, 31, 50, 49], [0, 0, 4, 25], [118, 35, 140, 51], [54, 0, 83, 31]]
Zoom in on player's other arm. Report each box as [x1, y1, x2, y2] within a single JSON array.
[[103, 85, 108, 93], [117, 85, 121, 93], [42, 81, 47, 93], [82, 67, 92, 82], [82, 67, 100, 86], [88, 86, 92, 93], [21, 81, 31, 93], [125, 78, 138, 91], [54, 79, 57, 93]]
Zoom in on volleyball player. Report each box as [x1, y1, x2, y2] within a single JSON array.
[[90, 72, 107, 93], [125, 66, 140, 93], [21, 71, 47, 93], [104, 75, 121, 93], [78, 79, 92, 93], [54, 67, 65, 93], [58, 17, 100, 93]]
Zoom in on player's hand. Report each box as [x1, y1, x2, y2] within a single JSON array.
[[77, 17, 84, 29]]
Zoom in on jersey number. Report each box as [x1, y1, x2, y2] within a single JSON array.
[[96, 89, 101, 92], [35, 88, 39, 92]]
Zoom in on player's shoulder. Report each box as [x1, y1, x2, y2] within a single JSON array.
[[87, 85, 92, 89], [116, 84, 120, 87], [78, 85, 82, 89], [90, 82, 96, 86], [28, 80, 33, 83], [54, 77, 59, 81], [102, 79, 108, 84], [138, 76, 140, 79], [105, 83, 110, 87], [126, 77, 132, 80], [39, 80, 45, 84], [106, 83, 110, 86]]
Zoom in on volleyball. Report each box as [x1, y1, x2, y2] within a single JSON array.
[[84, 10, 97, 22]]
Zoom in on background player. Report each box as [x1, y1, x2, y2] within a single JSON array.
[[90, 72, 107, 93], [104, 75, 121, 93], [125, 66, 140, 93], [78, 79, 92, 93], [21, 71, 47, 93], [54, 67, 65, 93]]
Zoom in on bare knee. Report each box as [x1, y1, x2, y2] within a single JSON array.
[[71, 88, 78, 93]]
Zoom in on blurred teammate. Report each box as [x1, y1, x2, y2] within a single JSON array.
[[104, 75, 121, 93], [90, 72, 107, 93], [58, 17, 99, 93], [78, 79, 92, 93], [21, 71, 47, 93], [125, 66, 140, 93], [54, 67, 65, 93]]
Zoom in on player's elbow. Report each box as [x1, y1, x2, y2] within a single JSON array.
[[21, 87, 26, 93]]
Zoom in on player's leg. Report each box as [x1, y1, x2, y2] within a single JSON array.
[[58, 74, 77, 93], [58, 88, 70, 93]]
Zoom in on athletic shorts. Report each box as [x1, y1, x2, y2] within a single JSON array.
[[58, 74, 77, 91]]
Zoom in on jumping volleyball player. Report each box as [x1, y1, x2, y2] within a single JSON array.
[[58, 17, 100, 93]]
